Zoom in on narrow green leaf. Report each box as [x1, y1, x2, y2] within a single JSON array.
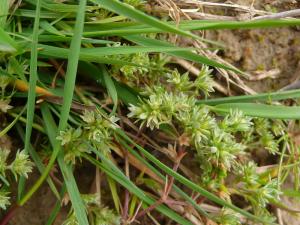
[[212, 103, 300, 119], [91, 0, 199, 40], [198, 89, 300, 105], [0, 27, 17, 53], [40, 20, 65, 36], [0, 0, 9, 28], [100, 65, 118, 115], [82, 19, 300, 38], [18, 0, 41, 200], [41, 104, 89, 225], [45, 185, 66, 225], [107, 176, 120, 214], [0, 106, 26, 138]]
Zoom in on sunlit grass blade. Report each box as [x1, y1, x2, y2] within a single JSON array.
[[176, 19, 300, 30], [40, 20, 65, 36], [91, 0, 199, 40], [18, 0, 41, 200], [81, 19, 300, 37], [39, 44, 194, 57], [198, 89, 300, 105], [212, 103, 300, 119]]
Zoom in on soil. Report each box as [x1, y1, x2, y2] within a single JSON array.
[[3, 0, 300, 225], [205, 0, 300, 93]]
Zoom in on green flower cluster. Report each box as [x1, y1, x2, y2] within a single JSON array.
[[127, 67, 285, 221], [0, 148, 33, 209], [57, 110, 119, 164], [128, 68, 250, 182]]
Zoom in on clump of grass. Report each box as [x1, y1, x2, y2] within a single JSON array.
[[0, 0, 300, 225]]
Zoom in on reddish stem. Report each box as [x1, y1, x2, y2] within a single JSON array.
[[0, 204, 19, 225]]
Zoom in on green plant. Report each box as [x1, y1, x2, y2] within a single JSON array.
[[0, 0, 300, 225]]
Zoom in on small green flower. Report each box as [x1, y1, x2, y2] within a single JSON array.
[[256, 179, 281, 207], [0, 75, 11, 91], [235, 161, 259, 186], [216, 208, 241, 225], [0, 148, 10, 176], [220, 109, 252, 133], [81, 110, 96, 124], [0, 190, 10, 210], [10, 150, 33, 180], [194, 66, 214, 97], [57, 128, 82, 146], [0, 99, 13, 113], [166, 70, 193, 92]]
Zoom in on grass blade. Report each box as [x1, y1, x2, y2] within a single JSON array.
[[0, 106, 26, 138], [100, 65, 118, 115], [198, 89, 300, 105], [0, 0, 9, 28], [91, 0, 198, 40], [0, 27, 17, 53], [212, 103, 300, 119], [18, 0, 41, 200]]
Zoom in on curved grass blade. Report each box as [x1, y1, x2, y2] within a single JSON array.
[[91, 0, 199, 40], [82, 19, 300, 37], [176, 19, 300, 30], [40, 20, 65, 36], [212, 103, 300, 119]]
